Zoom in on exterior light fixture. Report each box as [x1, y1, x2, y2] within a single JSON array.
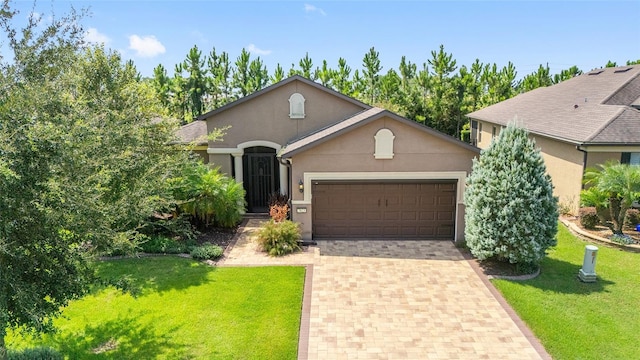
[[298, 179, 304, 193]]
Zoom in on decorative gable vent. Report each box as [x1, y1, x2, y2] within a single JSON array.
[[374, 128, 395, 159], [289, 93, 305, 119]]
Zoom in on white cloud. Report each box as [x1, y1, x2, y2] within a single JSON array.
[[304, 3, 326, 16], [247, 44, 272, 56], [190, 30, 208, 43], [128, 35, 166, 58], [84, 27, 111, 44]]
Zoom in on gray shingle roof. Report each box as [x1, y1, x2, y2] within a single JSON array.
[[467, 66, 640, 145], [175, 120, 207, 145]]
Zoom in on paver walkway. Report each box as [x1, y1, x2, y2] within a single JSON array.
[[221, 218, 549, 360]]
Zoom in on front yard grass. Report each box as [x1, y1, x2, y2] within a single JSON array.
[[8, 257, 305, 359], [493, 224, 640, 359]]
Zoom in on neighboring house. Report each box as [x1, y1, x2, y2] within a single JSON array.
[[187, 75, 479, 242], [467, 66, 640, 213]]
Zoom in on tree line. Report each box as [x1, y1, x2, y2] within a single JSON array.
[[151, 44, 640, 137]]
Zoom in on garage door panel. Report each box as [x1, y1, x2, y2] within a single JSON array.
[[419, 211, 436, 221], [349, 211, 365, 220], [383, 211, 400, 221], [313, 182, 456, 240]]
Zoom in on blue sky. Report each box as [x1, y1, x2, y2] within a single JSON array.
[[11, 0, 640, 79]]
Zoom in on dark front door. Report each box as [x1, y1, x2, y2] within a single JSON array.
[[243, 147, 278, 213]]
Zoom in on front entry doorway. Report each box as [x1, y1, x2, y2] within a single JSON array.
[[243, 146, 280, 213]]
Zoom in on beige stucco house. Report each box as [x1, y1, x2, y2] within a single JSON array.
[[467, 66, 640, 213], [187, 75, 479, 242]]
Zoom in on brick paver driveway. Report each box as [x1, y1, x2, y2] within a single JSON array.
[[301, 240, 548, 360], [221, 219, 549, 359]]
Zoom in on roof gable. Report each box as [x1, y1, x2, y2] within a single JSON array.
[[467, 66, 640, 144], [280, 107, 479, 157], [197, 75, 370, 120]]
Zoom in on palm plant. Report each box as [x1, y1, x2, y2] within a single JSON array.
[[170, 162, 246, 228], [583, 161, 640, 234]]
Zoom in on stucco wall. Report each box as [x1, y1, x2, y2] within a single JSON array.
[[208, 154, 232, 175], [289, 116, 477, 242], [531, 136, 584, 213], [474, 119, 589, 214], [290, 118, 476, 180], [586, 152, 622, 168], [206, 80, 366, 149], [476, 121, 501, 149]]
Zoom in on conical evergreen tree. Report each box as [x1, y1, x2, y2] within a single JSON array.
[[464, 122, 558, 270]]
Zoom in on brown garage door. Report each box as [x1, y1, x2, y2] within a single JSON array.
[[312, 182, 456, 239]]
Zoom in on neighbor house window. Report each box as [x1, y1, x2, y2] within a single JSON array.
[[374, 128, 395, 159], [289, 93, 305, 119], [478, 122, 483, 143], [492, 126, 497, 139], [622, 152, 640, 165], [470, 120, 478, 145]]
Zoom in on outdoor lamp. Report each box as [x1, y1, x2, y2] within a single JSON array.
[[298, 179, 304, 193]]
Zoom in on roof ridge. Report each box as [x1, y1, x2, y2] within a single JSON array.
[[600, 67, 640, 105], [197, 75, 371, 120], [584, 106, 627, 142], [284, 107, 384, 145]]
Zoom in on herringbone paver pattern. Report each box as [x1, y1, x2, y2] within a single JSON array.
[[222, 219, 548, 359], [308, 241, 543, 359]]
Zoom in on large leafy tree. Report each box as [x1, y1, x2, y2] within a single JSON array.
[[583, 162, 640, 235], [0, 4, 186, 357], [465, 123, 558, 271]]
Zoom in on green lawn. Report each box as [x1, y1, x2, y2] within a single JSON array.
[[8, 257, 305, 359], [493, 225, 640, 360]]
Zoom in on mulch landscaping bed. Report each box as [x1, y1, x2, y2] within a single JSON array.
[[196, 226, 238, 249], [565, 216, 640, 244]]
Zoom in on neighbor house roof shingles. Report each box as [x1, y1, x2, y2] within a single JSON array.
[[467, 66, 640, 145]]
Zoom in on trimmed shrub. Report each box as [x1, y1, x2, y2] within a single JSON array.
[[579, 207, 600, 230], [8, 347, 62, 360], [625, 208, 639, 227], [464, 123, 558, 269], [190, 244, 223, 260], [256, 220, 301, 256]]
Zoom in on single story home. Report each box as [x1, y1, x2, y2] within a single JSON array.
[[467, 66, 640, 213], [187, 75, 479, 242]]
